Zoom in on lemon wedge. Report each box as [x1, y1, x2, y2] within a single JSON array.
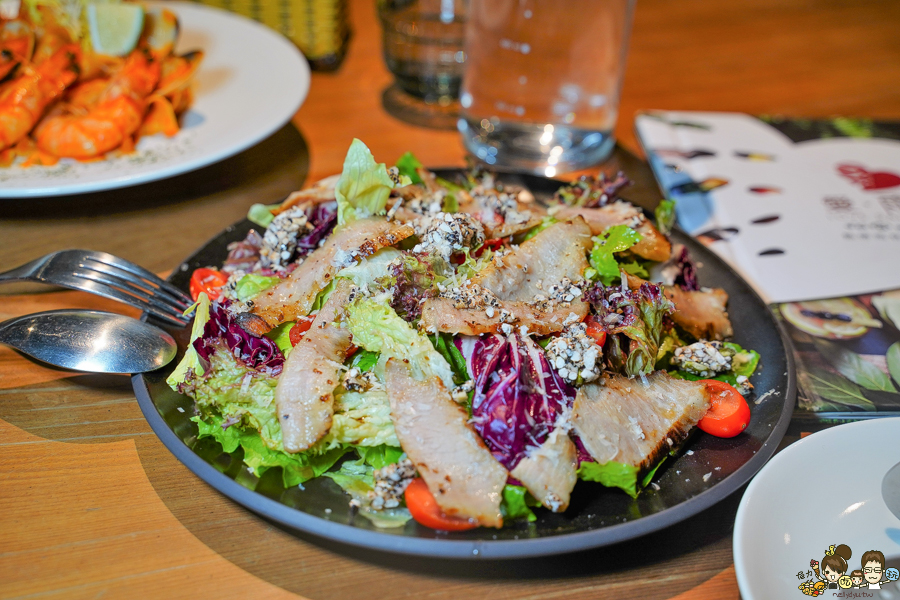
[[87, 3, 146, 57]]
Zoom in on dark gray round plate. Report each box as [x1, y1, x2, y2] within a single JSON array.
[[132, 171, 796, 559]]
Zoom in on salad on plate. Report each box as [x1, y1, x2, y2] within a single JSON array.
[[166, 139, 761, 531]]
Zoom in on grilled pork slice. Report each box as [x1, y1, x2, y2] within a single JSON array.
[[419, 298, 588, 336], [457, 190, 546, 239], [272, 174, 340, 216], [625, 273, 733, 341], [252, 219, 414, 327], [274, 280, 354, 453], [510, 426, 577, 512], [471, 218, 592, 300], [664, 285, 733, 340], [572, 372, 710, 474], [556, 201, 671, 262], [385, 359, 507, 528]]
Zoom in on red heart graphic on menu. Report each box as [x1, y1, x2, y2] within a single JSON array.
[[837, 163, 900, 190]]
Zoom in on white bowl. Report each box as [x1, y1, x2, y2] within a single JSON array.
[[734, 417, 900, 599]]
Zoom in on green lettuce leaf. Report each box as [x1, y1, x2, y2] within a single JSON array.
[[395, 151, 424, 184], [577, 458, 666, 498], [620, 260, 649, 279], [193, 411, 348, 487], [356, 444, 404, 470], [335, 139, 395, 225], [725, 342, 760, 377], [671, 342, 759, 388], [501, 484, 540, 522], [235, 273, 280, 302], [264, 321, 295, 355], [323, 457, 412, 528], [350, 349, 380, 372], [247, 202, 280, 228], [588, 225, 642, 285], [345, 297, 455, 388], [182, 346, 283, 449], [324, 389, 400, 448], [654, 199, 676, 235], [166, 293, 211, 389], [429, 332, 469, 385], [517, 216, 558, 243]]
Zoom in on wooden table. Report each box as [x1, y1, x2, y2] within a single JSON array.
[[1, 0, 898, 598]]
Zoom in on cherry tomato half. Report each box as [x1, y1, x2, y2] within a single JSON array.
[[697, 379, 751, 438], [473, 237, 507, 258], [189, 268, 227, 301], [404, 478, 478, 531], [288, 316, 315, 346], [583, 315, 608, 346]]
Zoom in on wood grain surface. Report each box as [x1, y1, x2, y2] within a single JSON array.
[[1, 0, 899, 598]]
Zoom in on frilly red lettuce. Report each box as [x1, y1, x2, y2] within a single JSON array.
[[461, 334, 575, 470], [586, 280, 674, 377]]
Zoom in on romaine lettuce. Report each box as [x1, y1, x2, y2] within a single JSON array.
[[323, 389, 400, 448], [166, 292, 211, 389], [335, 139, 395, 225], [345, 297, 455, 389], [234, 273, 280, 302], [192, 405, 347, 488]]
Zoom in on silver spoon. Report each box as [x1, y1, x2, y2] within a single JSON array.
[[0, 310, 177, 373]]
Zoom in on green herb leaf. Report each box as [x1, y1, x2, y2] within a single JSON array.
[[588, 225, 642, 285], [813, 339, 897, 393], [887, 342, 900, 387], [803, 368, 876, 411], [395, 151, 424, 184]]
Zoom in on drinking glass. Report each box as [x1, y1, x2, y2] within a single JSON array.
[[379, 0, 468, 129], [458, 0, 635, 174]]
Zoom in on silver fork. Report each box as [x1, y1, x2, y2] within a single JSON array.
[[0, 250, 192, 327]]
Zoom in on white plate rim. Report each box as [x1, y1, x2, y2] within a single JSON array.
[[0, 1, 309, 198]]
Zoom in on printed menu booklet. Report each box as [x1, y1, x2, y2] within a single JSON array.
[[635, 111, 900, 420]]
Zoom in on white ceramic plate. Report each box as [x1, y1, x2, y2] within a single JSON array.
[[734, 418, 900, 599], [0, 1, 309, 198]]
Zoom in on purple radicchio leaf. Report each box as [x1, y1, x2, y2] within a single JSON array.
[[673, 246, 699, 291], [295, 201, 338, 256], [193, 302, 285, 375], [468, 334, 575, 470], [222, 230, 263, 274]]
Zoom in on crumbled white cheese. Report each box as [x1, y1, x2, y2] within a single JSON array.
[[671, 340, 734, 378], [413, 212, 485, 262], [367, 458, 416, 510], [258, 206, 312, 271], [544, 322, 602, 384]]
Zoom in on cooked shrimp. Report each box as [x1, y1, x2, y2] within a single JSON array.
[[0, 43, 79, 150], [34, 48, 160, 158], [0, 20, 35, 81]]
